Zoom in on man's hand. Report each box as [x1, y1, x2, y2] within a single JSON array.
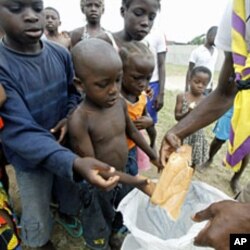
[[73, 157, 119, 191], [50, 118, 68, 144], [192, 200, 250, 250], [160, 132, 181, 165]]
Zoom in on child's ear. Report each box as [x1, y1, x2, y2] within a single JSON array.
[[120, 6, 125, 17], [73, 77, 85, 93]]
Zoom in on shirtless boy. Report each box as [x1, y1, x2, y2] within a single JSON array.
[[69, 38, 161, 250]]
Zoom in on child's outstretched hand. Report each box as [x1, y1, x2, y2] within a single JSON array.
[[73, 157, 120, 191]]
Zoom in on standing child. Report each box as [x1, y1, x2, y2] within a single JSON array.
[[119, 41, 157, 175], [0, 1, 120, 249], [44, 7, 71, 49], [69, 38, 162, 250], [70, 0, 105, 47], [175, 66, 212, 168], [98, 0, 161, 49]]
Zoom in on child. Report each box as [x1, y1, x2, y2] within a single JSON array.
[[69, 38, 162, 250], [119, 41, 157, 175], [70, 0, 105, 47], [0, 1, 120, 249], [175, 66, 212, 168], [98, 0, 161, 49], [44, 7, 71, 49]]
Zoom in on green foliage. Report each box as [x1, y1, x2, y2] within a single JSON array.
[[188, 33, 205, 45]]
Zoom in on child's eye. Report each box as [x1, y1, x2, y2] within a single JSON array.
[[149, 13, 156, 21], [96, 82, 108, 88], [33, 3, 43, 13], [133, 8, 144, 17], [8, 4, 22, 13]]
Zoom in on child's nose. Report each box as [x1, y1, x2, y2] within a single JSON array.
[[109, 83, 119, 94], [140, 16, 150, 28], [24, 8, 39, 22]]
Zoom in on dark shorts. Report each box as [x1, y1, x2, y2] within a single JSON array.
[[80, 181, 132, 250]]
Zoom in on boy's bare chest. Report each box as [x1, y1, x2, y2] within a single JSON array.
[[87, 105, 127, 143]]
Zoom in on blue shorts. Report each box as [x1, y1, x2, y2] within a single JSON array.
[[213, 107, 233, 141], [146, 81, 160, 124], [125, 147, 138, 176]]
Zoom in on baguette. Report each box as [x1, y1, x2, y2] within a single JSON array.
[[150, 144, 193, 220]]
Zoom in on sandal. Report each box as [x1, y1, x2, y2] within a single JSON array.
[[55, 215, 83, 238]]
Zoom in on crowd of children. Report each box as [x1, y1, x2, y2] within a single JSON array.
[[0, 0, 247, 250]]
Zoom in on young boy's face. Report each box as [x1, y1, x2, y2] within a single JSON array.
[[44, 9, 60, 32], [122, 0, 158, 41], [122, 53, 154, 96], [78, 55, 123, 108], [0, 0, 44, 45], [81, 0, 104, 24]]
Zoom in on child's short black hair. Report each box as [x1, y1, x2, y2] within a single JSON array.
[[191, 66, 212, 82], [122, 0, 161, 9], [119, 41, 153, 66], [44, 7, 60, 19]]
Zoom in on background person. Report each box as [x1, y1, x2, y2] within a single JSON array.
[[185, 26, 218, 95]]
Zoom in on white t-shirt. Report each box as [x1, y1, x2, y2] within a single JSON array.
[[215, 0, 250, 52], [189, 45, 218, 88], [144, 30, 167, 82]]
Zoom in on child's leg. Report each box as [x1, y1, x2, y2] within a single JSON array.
[[52, 176, 83, 238], [15, 168, 54, 248], [80, 182, 112, 250]]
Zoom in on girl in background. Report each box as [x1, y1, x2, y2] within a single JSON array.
[[174, 66, 212, 168]]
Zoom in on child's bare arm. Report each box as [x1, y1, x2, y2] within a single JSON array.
[[99, 169, 155, 197], [123, 101, 163, 170], [141, 107, 156, 148], [134, 106, 153, 130], [67, 110, 95, 157], [175, 94, 188, 121]]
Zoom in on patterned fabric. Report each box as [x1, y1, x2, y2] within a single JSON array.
[[182, 94, 208, 166], [226, 0, 250, 171], [0, 183, 20, 249]]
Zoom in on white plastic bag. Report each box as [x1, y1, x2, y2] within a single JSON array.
[[118, 181, 232, 250]]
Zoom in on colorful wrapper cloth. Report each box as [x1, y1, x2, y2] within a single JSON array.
[[225, 0, 250, 171]]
